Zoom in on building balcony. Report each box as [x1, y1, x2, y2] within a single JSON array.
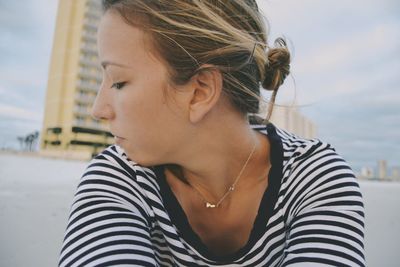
[[75, 93, 96, 105], [76, 80, 99, 93], [73, 106, 91, 117], [82, 33, 97, 44], [80, 43, 97, 56], [86, 122, 107, 131], [78, 67, 102, 82], [43, 140, 62, 146], [79, 55, 100, 68], [85, 0, 102, 16], [83, 2, 101, 24], [82, 28, 97, 39], [83, 18, 98, 33]]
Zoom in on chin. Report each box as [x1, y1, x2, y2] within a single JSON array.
[[124, 149, 158, 168]]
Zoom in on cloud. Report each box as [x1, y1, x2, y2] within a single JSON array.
[[0, 0, 57, 39], [0, 67, 46, 89], [295, 22, 400, 75], [275, 22, 400, 105], [0, 73, 47, 110], [0, 0, 59, 151], [0, 2, 35, 36], [0, 0, 56, 123], [258, 0, 400, 33], [256, 0, 400, 106], [304, 57, 399, 103], [0, 103, 42, 122], [300, 82, 400, 173]]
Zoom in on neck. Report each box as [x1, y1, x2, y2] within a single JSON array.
[[165, 116, 271, 206]]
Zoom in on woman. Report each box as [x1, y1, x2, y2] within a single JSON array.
[[58, 0, 365, 266]]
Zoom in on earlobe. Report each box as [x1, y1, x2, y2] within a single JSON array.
[[188, 66, 223, 124]]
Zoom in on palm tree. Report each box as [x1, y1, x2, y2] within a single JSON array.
[[17, 136, 25, 151], [17, 131, 40, 151], [31, 131, 39, 151], [25, 134, 33, 151]]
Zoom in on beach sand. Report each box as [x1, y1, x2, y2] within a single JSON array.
[[0, 152, 399, 266]]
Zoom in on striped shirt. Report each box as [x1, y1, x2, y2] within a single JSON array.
[[58, 122, 366, 266]]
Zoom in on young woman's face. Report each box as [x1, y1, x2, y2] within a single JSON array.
[[93, 10, 188, 166]]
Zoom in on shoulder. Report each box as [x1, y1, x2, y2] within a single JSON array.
[[270, 123, 362, 198], [270, 125, 364, 213], [59, 146, 160, 266], [88, 144, 160, 186], [270, 124, 348, 174], [269, 128, 366, 266], [77, 144, 161, 217]]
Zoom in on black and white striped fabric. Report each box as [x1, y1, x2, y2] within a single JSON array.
[[58, 122, 365, 266]]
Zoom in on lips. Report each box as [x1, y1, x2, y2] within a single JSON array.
[[114, 136, 125, 145], [112, 132, 126, 145], [111, 131, 125, 139]]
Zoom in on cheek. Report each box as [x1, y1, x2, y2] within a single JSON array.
[[115, 82, 178, 164], [117, 90, 164, 143], [118, 88, 157, 120]]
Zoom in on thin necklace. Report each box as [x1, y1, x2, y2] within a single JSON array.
[[187, 139, 257, 209]]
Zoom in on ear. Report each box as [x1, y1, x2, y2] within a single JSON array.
[[187, 65, 223, 123]]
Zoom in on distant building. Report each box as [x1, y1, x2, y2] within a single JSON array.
[[378, 160, 387, 180], [392, 167, 400, 181], [259, 103, 317, 139], [360, 167, 374, 180], [39, 0, 110, 160]]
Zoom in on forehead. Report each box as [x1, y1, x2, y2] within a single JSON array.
[[97, 10, 150, 67]]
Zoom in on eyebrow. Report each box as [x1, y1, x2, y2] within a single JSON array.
[[101, 60, 131, 70]]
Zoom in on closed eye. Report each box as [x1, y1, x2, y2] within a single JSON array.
[[111, 82, 126, 90]]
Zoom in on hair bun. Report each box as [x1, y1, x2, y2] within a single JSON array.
[[262, 37, 291, 91]]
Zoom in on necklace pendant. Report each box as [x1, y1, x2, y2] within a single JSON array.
[[206, 202, 216, 208]]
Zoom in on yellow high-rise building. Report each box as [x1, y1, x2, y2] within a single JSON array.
[[39, 0, 109, 160]]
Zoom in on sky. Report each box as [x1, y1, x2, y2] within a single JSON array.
[[0, 0, 399, 175]]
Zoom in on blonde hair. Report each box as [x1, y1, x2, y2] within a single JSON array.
[[102, 0, 291, 124]]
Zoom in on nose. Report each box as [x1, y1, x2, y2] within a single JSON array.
[[90, 86, 114, 121]]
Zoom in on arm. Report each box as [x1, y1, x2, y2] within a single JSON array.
[[280, 142, 365, 267], [58, 155, 157, 267]]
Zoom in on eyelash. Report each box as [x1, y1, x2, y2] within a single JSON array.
[[111, 82, 126, 90]]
